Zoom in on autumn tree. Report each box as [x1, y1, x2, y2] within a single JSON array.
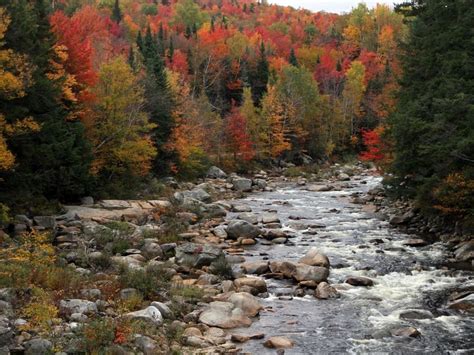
[[225, 103, 255, 163], [90, 57, 156, 179], [240, 87, 267, 159], [342, 60, 366, 137]]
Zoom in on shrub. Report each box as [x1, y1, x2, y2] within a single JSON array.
[[21, 287, 59, 334], [209, 256, 233, 280], [170, 285, 204, 303], [118, 265, 170, 299], [80, 318, 116, 353], [110, 239, 131, 255]]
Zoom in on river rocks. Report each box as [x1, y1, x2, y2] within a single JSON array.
[[226, 220, 261, 239], [207, 166, 227, 179], [237, 213, 259, 225], [0, 325, 12, 347], [33, 216, 57, 230], [448, 294, 474, 313], [231, 204, 252, 213], [315, 282, 340, 299], [399, 309, 433, 320], [263, 336, 294, 349], [175, 242, 224, 268], [141, 240, 163, 260], [59, 299, 98, 316], [270, 261, 329, 283], [240, 261, 270, 275], [228, 292, 263, 317], [150, 301, 172, 319], [232, 178, 252, 192], [299, 248, 330, 268], [345, 276, 374, 287], [262, 214, 280, 224], [231, 334, 249, 343], [453, 241, 474, 262], [234, 277, 267, 294], [135, 335, 159, 354], [403, 238, 428, 247], [337, 173, 350, 181], [199, 301, 252, 329], [391, 327, 421, 338], [307, 184, 333, 192], [125, 306, 163, 325], [389, 212, 413, 225]]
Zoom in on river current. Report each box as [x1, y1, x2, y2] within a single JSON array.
[[228, 172, 474, 354]]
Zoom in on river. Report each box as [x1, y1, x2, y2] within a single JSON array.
[[227, 171, 474, 354]]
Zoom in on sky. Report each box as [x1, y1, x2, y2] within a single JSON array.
[[270, 0, 402, 14]]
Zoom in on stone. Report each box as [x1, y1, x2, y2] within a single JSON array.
[[70, 313, 88, 322], [389, 213, 412, 225], [0, 326, 12, 347], [345, 276, 374, 287], [262, 214, 280, 224], [24, 338, 53, 355], [205, 203, 227, 218], [315, 282, 340, 299], [237, 213, 259, 225], [207, 166, 227, 179], [391, 327, 421, 338], [338, 173, 350, 181], [231, 204, 252, 213], [240, 261, 270, 275], [59, 299, 98, 316], [111, 255, 144, 269], [307, 185, 333, 192], [232, 178, 252, 192], [448, 294, 474, 312], [141, 240, 164, 260], [226, 220, 261, 240], [293, 264, 329, 283], [399, 309, 433, 320], [80, 196, 94, 205], [125, 306, 163, 325], [234, 277, 267, 293], [263, 336, 294, 349], [175, 242, 224, 268], [135, 335, 158, 355], [454, 241, 474, 262], [33, 216, 56, 229], [199, 301, 252, 329], [150, 301, 173, 319], [183, 327, 202, 337], [213, 226, 227, 239], [80, 288, 101, 300], [299, 248, 330, 268], [253, 179, 267, 189], [185, 336, 212, 348], [272, 237, 287, 244], [241, 238, 256, 245], [228, 292, 263, 317]]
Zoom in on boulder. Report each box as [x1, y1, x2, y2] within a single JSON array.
[[391, 327, 421, 338], [226, 220, 261, 240], [205, 203, 227, 218], [199, 301, 252, 329], [150, 301, 173, 319], [448, 294, 474, 313], [299, 248, 330, 268], [24, 338, 53, 355], [207, 166, 227, 179], [399, 309, 433, 320], [135, 335, 159, 355], [345, 276, 374, 287], [234, 277, 267, 294], [237, 213, 259, 225], [228, 292, 263, 317], [240, 261, 269, 275], [293, 264, 329, 283], [315, 282, 340, 299], [175, 243, 224, 268], [59, 299, 98, 316], [261, 214, 280, 224], [125, 306, 163, 326], [141, 240, 163, 260], [263, 336, 294, 349], [0, 326, 12, 347], [33, 216, 56, 230], [403, 239, 428, 247], [232, 178, 252, 192], [454, 241, 474, 262], [307, 185, 333, 192]]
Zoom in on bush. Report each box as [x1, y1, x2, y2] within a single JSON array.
[[80, 318, 116, 353], [170, 285, 204, 303], [209, 256, 233, 280], [21, 287, 59, 334], [110, 239, 131, 255], [118, 265, 170, 299], [177, 148, 211, 181]]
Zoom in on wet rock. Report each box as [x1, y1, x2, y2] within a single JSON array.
[[338, 173, 350, 181], [232, 178, 252, 192], [234, 277, 267, 294], [240, 261, 270, 275], [299, 248, 330, 268], [207, 166, 227, 179], [33, 216, 56, 230], [263, 336, 294, 349], [226, 220, 261, 239], [241, 238, 257, 245], [175, 242, 224, 268], [454, 241, 474, 262], [24, 338, 53, 355], [0, 326, 12, 347], [228, 292, 263, 317], [448, 294, 474, 313], [403, 239, 428, 247], [391, 327, 421, 338], [399, 309, 433, 320], [59, 299, 98, 316], [231, 204, 252, 213], [272, 237, 287, 244], [81, 196, 94, 205], [307, 185, 333, 192], [315, 282, 340, 299], [125, 306, 163, 325], [231, 334, 249, 343], [199, 301, 252, 329], [345, 276, 374, 287], [389, 213, 412, 225], [253, 179, 267, 190], [205, 203, 227, 218], [293, 264, 328, 282], [213, 225, 228, 239], [262, 214, 280, 224]]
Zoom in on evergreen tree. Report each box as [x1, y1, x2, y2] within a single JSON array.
[[289, 48, 299, 67], [252, 42, 269, 105], [168, 38, 174, 62], [389, 0, 474, 212], [138, 25, 175, 173], [0, 0, 92, 203], [136, 30, 143, 52], [112, 0, 122, 24]]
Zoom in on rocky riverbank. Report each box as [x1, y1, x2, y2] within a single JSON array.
[[0, 163, 472, 354]]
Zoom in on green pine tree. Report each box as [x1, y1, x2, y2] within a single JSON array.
[[252, 42, 269, 105], [289, 48, 299, 67], [112, 0, 122, 23]]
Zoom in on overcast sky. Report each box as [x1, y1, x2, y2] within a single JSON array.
[[271, 1, 402, 13]]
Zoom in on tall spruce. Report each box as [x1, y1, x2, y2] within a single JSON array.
[[389, 0, 474, 209], [138, 26, 175, 173], [0, 0, 91, 204], [252, 42, 269, 105], [289, 48, 299, 67], [112, 0, 122, 23]]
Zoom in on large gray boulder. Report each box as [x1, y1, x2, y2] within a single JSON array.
[[228, 292, 263, 317], [207, 166, 227, 179], [270, 261, 329, 283], [125, 306, 163, 325], [232, 178, 252, 192], [199, 301, 252, 329], [299, 248, 330, 268], [226, 220, 261, 240], [24, 338, 53, 355], [175, 243, 224, 268], [59, 299, 98, 316]]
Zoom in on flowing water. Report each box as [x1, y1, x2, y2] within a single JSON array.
[[228, 172, 474, 354]]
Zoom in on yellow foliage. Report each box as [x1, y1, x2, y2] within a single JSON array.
[[2, 230, 56, 266], [21, 287, 59, 334]]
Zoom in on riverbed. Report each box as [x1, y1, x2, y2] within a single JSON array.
[[228, 172, 474, 354]]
